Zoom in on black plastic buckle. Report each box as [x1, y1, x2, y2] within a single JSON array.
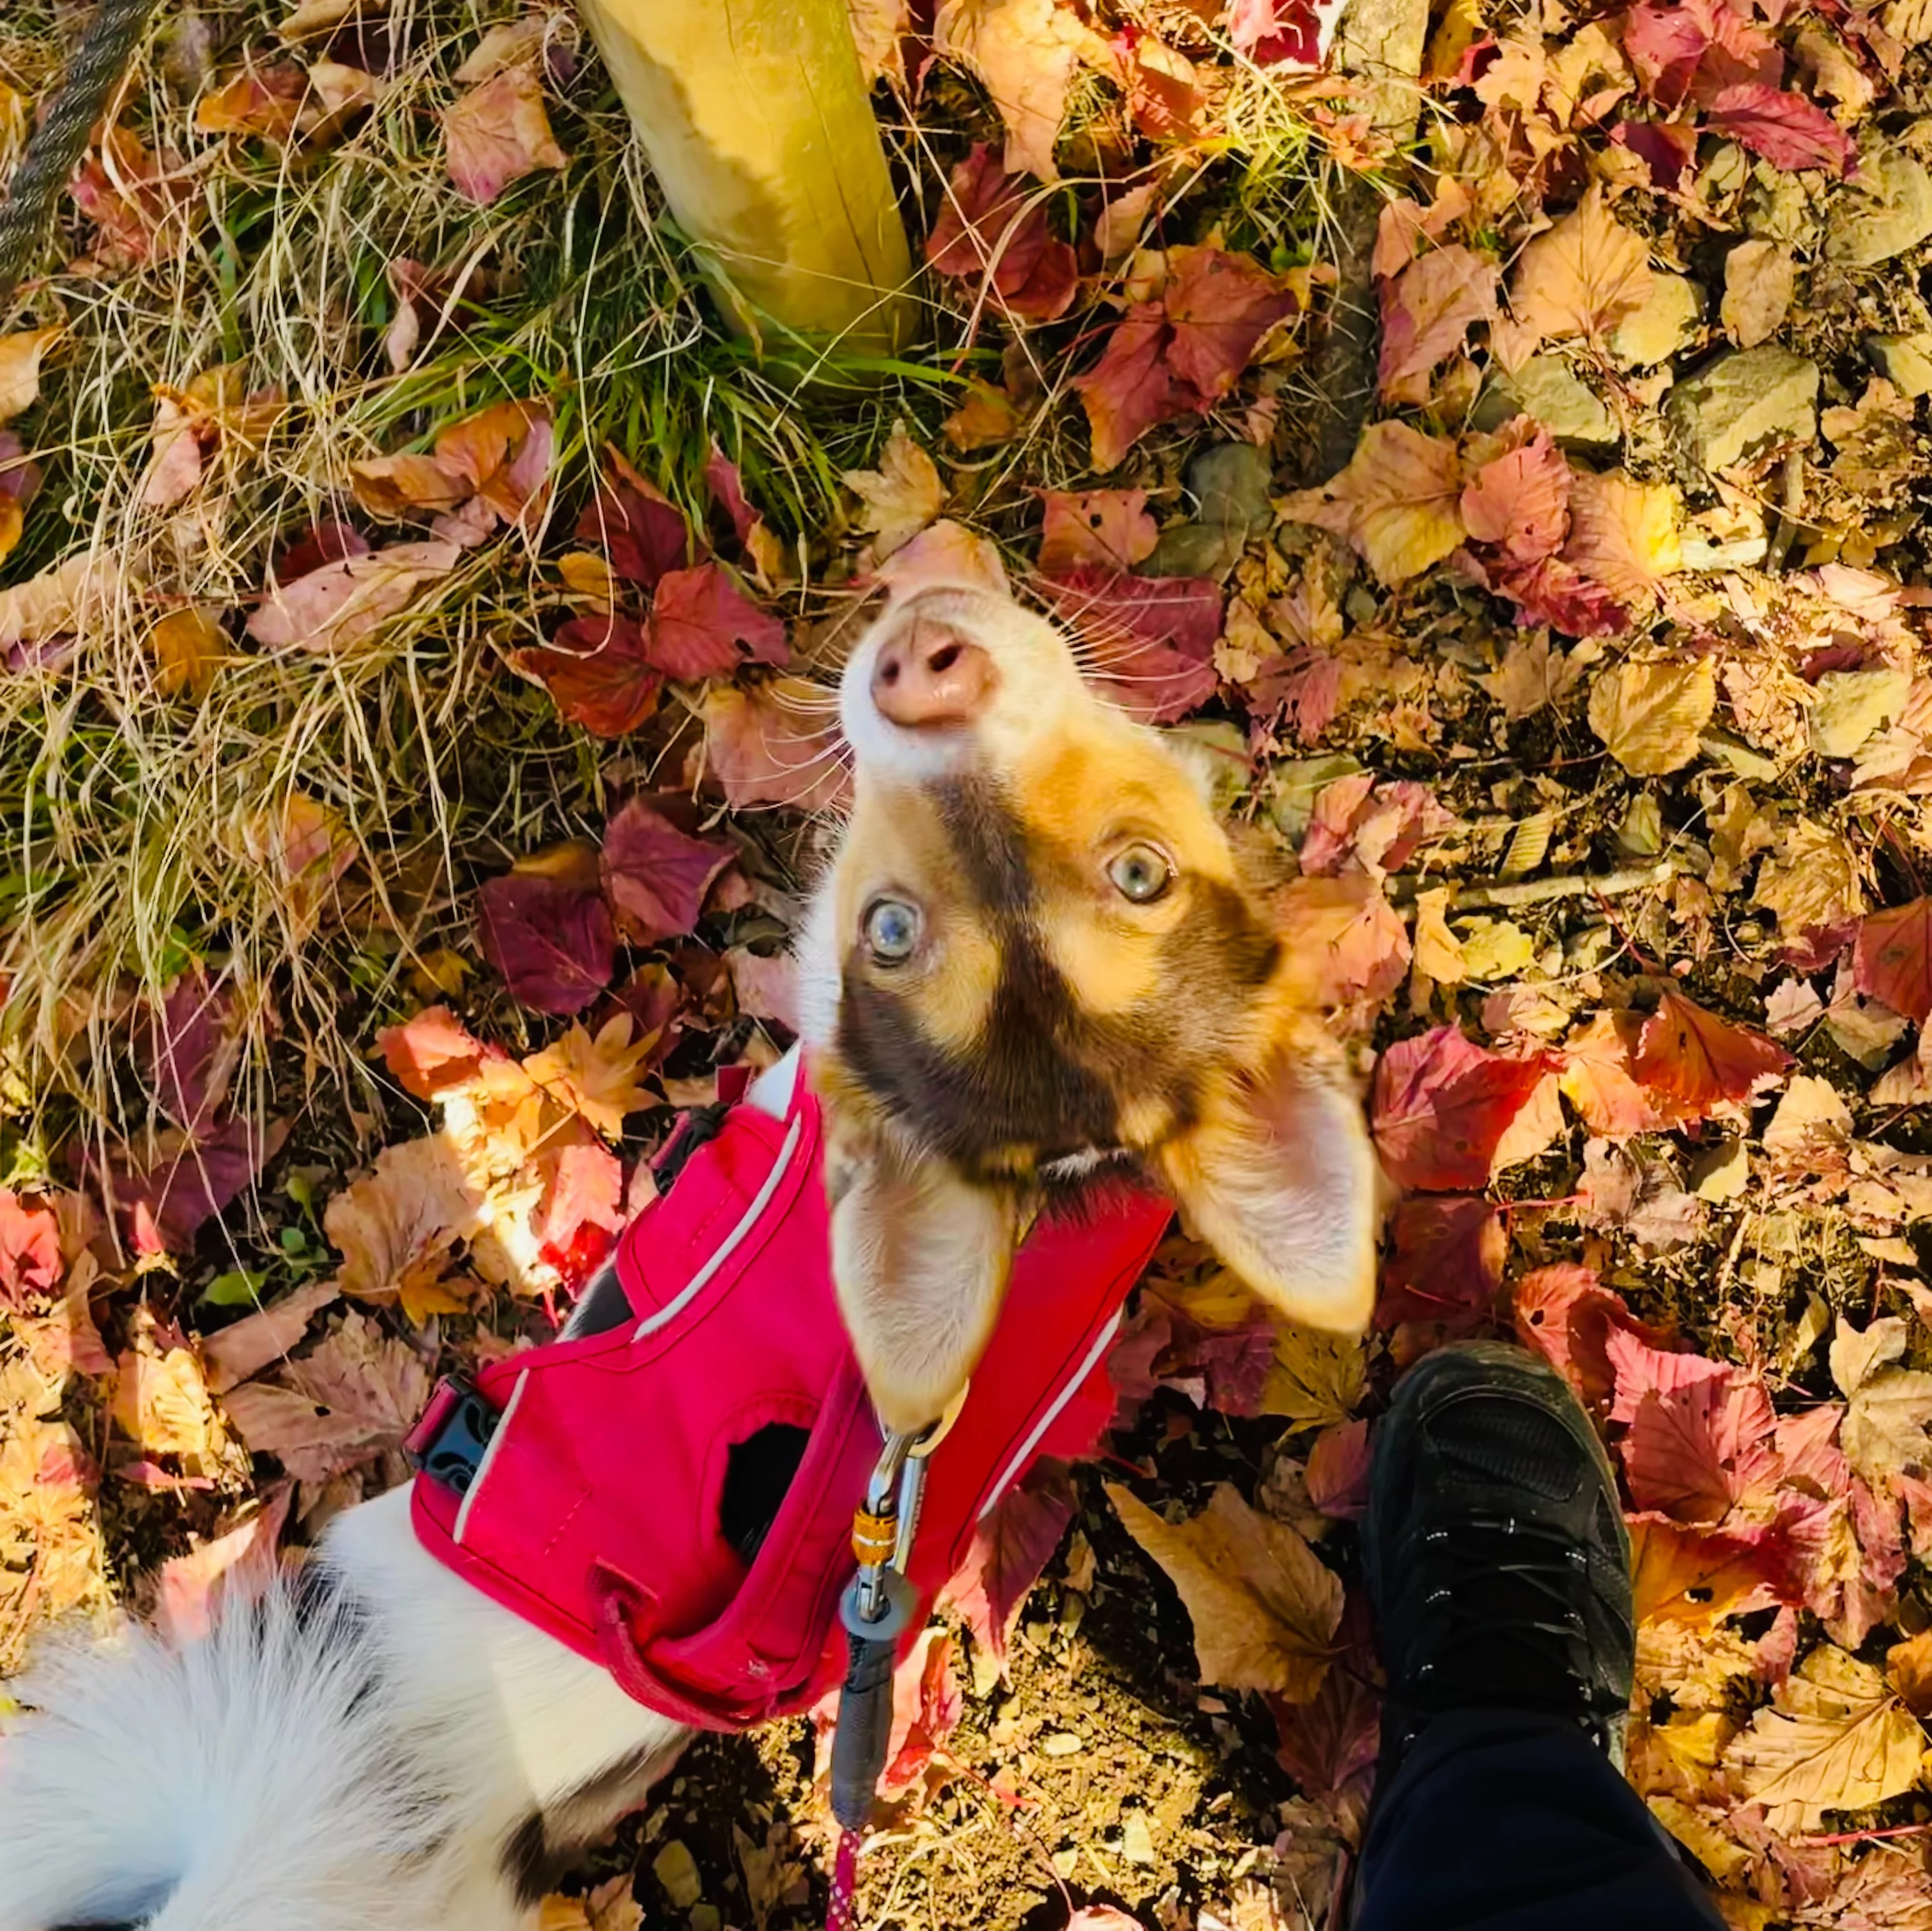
[[651, 1100, 731, 1192], [404, 1374, 500, 1497]]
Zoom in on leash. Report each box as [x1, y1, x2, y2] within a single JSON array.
[[825, 1396, 962, 1931], [0, 0, 160, 310]]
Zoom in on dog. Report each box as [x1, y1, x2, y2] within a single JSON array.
[[0, 583, 1377, 1931]]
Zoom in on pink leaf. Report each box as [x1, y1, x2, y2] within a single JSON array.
[[643, 563, 788, 681], [155, 1487, 292, 1644], [442, 66, 568, 206], [1707, 82, 1857, 177], [1039, 568, 1222, 722], [1376, 1194, 1504, 1331], [700, 679, 852, 814], [1621, 0, 1780, 111], [1299, 775, 1450, 879], [1162, 246, 1298, 403], [1370, 1027, 1552, 1191], [1459, 426, 1572, 567], [1227, 0, 1347, 70], [937, 1460, 1076, 1672], [476, 874, 617, 1014], [1377, 245, 1499, 398], [0, 1189, 63, 1311], [1607, 1329, 1779, 1525], [107, 1115, 290, 1255], [533, 1138, 623, 1288], [247, 540, 459, 652], [600, 796, 735, 945], [139, 973, 238, 1131], [1513, 1263, 1665, 1412]]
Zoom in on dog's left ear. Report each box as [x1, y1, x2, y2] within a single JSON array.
[[824, 1118, 1021, 1435], [1156, 1037, 1380, 1334]]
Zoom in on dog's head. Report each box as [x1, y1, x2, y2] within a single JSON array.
[[797, 583, 1379, 1433]]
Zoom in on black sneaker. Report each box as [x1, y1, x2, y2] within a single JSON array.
[[1363, 1341, 1634, 1768]]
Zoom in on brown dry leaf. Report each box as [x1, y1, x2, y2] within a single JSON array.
[[0, 328, 59, 422], [1587, 658, 1716, 775], [1752, 819, 1866, 936], [146, 607, 229, 699], [0, 1407, 107, 1667], [1646, 1797, 1753, 1888], [1106, 1482, 1343, 1700], [1563, 470, 1681, 614], [1277, 422, 1464, 587], [1475, 631, 1587, 721], [1723, 1646, 1926, 1829], [1721, 240, 1795, 350], [111, 1311, 229, 1472], [1841, 1367, 1932, 1487], [0, 552, 112, 652], [1494, 188, 1653, 371], [201, 1279, 342, 1394], [520, 1014, 654, 1140], [247, 541, 459, 652], [1261, 1326, 1369, 1430], [349, 452, 468, 519], [842, 422, 944, 560], [323, 1135, 486, 1302], [1887, 1630, 1932, 1718], [933, 0, 1112, 181], [443, 65, 568, 206]]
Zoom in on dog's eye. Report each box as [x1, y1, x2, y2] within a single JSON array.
[[1107, 843, 1172, 904], [862, 897, 922, 963]]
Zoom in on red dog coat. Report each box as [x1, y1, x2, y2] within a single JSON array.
[[409, 1055, 1171, 1729]]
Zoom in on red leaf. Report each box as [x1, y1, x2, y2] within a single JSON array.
[[937, 1460, 1076, 1671], [1376, 1194, 1505, 1330], [576, 461, 691, 590], [1707, 82, 1857, 178], [700, 678, 852, 813], [1513, 1263, 1667, 1412], [0, 1189, 62, 1311], [1227, 0, 1347, 73], [1370, 1027, 1552, 1191], [643, 563, 788, 681], [1607, 1328, 1779, 1526], [1037, 489, 1159, 574], [1459, 427, 1571, 568], [1269, 1663, 1380, 1798], [600, 797, 735, 945], [924, 144, 1077, 321], [512, 613, 663, 738], [1853, 898, 1932, 1023], [376, 1005, 492, 1101], [880, 1628, 964, 1799], [1631, 989, 1791, 1116], [139, 973, 238, 1131], [1621, 0, 1780, 111], [476, 874, 617, 1015], [533, 1139, 623, 1288], [155, 1486, 292, 1644], [1305, 1418, 1371, 1518], [703, 447, 757, 544], [277, 518, 367, 581], [1489, 553, 1629, 638], [1162, 246, 1298, 403], [1610, 119, 1699, 190], [108, 1115, 291, 1254], [1072, 305, 1185, 473], [1039, 568, 1222, 723], [1299, 775, 1450, 879]]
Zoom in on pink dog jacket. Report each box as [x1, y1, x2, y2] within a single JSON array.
[[409, 1057, 1171, 1729]]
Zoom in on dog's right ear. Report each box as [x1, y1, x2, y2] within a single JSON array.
[[824, 1115, 1019, 1437]]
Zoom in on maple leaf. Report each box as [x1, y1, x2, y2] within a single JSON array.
[[476, 874, 617, 1016], [1558, 1009, 1680, 1136], [1278, 422, 1464, 586], [1376, 1194, 1504, 1331], [155, 1488, 291, 1644], [200, 1280, 341, 1394], [512, 614, 663, 739], [247, 541, 460, 652], [0, 328, 59, 423], [924, 144, 1077, 320], [1460, 427, 1570, 567], [521, 1013, 656, 1140], [1587, 657, 1715, 776], [1514, 1263, 1664, 1412], [1377, 245, 1499, 400], [1038, 489, 1158, 574], [111, 1312, 229, 1470], [1632, 989, 1791, 1115], [1475, 630, 1586, 720], [377, 1004, 492, 1101], [1708, 82, 1857, 178], [1629, 1512, 1793, 1629], [933, 0, 1111, 181], [323, 1135, 484, 1302], [1300, 775, 1452, 880], [221, 1309, 431, 1482], [1608, 1329, 1778, 1526], [146, 606, 228, 699], [1038, 569, 1221, 723], [1562, 469, 1681, 618], [532, 1138, 623, 1287], [1107, 1481, 1343, 1700], [700, 678, 852, 813], [1724, 1646, 1926, 1829], [937, 1460, 1075, 1675], [878, 1626, 965, 1805], [1492, 188, 1652, 372], [599, 797, 734, 945], [643, 564, 787, 681], [1853, 898, 1932, 1023], [443, 65, 567, 205], [1370, 1025, 1551, 1191], [577, 458, 692, 589], [843, 422, 946, 561], [0, 1189, 65, 1312]]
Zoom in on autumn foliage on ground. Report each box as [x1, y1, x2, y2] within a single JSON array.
[[5, 0, 1932, 1928]]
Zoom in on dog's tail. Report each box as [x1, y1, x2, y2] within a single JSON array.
[[0, 1578, 467, 1931]]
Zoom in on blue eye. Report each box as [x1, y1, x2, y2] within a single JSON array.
[[1107, 843, 1172, 903], [862, 897, 921, 964]]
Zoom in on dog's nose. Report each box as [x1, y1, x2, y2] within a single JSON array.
[[871, 615, 995, 727]]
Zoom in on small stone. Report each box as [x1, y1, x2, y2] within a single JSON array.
[[1866, 333, 1932, 400], [1826, 146, 1932, 268], [1475, 355, 1617, 449], [1041, 1730, 1085, 1757], [1144, 522, 1245, 578], [653, 1842, 703, 1911], [1189, 441, 1273, 532], [1609, 273, 1703, 369], [1809, 666, 1911, 758], [1666, 347, 1818, 472], [1266, 753, 1361, 843], [1692, 1139, 1747, 1203], [1123, 1813, 1158, 1866]]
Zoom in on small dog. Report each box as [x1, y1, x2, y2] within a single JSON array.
[[0, 584, 1376, 1931]]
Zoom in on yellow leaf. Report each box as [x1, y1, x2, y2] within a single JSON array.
[[1630, 1513, 1781, 1630], [842, 420, 944, 560], [1106, 1482, 1343, 1698], [1587, 657, 1716, 775], [0, 552, 112, 652], [146, 606, 229, 699], [1261, 1326, 1367, 1430], [1412, 887, 1466, 985], [111, 1311, 227, 1472], [520, 1014, 653, 1141], [1645, 1797, 1753, 1886], [1842, 1367, 1932, 1488], [558, 549, 617, 607], [1494, 187, 1652, 370], [1563, 469, 1680, 613], [1723, 1646, 1925, 1828], [1887, 1629, 1932, 1718], [325, 1136, 483, 1301], [0, 327, 59, 422], [1459, 917, 1535, 981], [1752, 818, 1865, 935], [1277, 421, 1464, 586]]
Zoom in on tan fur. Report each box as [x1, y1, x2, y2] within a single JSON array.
[[799, 584, 1381, 1431]]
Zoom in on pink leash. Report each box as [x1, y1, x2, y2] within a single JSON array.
[[827, 1828, 862, 1931]]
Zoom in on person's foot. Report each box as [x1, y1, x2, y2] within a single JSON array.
[[1363, 1341, 1634, 1767]]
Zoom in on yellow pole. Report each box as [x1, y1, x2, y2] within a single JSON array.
[[576, 0, 916, 358]]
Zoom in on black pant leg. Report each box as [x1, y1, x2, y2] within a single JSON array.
[[1351, 1709, 1728, 1931]]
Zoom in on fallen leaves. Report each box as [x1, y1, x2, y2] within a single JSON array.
[[1632, 989, 1792, 1113], [1278, 422, 1464, 586], [1588, 656, 1717, 775], [476, 874, 617, 1016], [933, 0, 1110, 181], [1493, 189, 1653, 370], [444, 63, 568, 206], [1107, 1482, 1342, 1700], [0, 329, 58, 422], [1370, 1026, 1552, 1191], [843, 423, 946, 560], [247, 540, 462, 653]]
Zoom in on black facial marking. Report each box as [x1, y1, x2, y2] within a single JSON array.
[[935, 775, 1034, 915], [500, 1743, 677, 1905], [500, 1811, 560, 1907]]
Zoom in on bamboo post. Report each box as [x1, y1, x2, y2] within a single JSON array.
[[575, 0, 916, 358]]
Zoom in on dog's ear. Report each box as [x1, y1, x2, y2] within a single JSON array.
[[825, 1120, 1020, 1435], [1157, 1037, 1380, 1334]]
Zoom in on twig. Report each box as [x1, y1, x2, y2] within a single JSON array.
[[1384, 859, 1680, 909], [1798, 1821, 1932, 1848]]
